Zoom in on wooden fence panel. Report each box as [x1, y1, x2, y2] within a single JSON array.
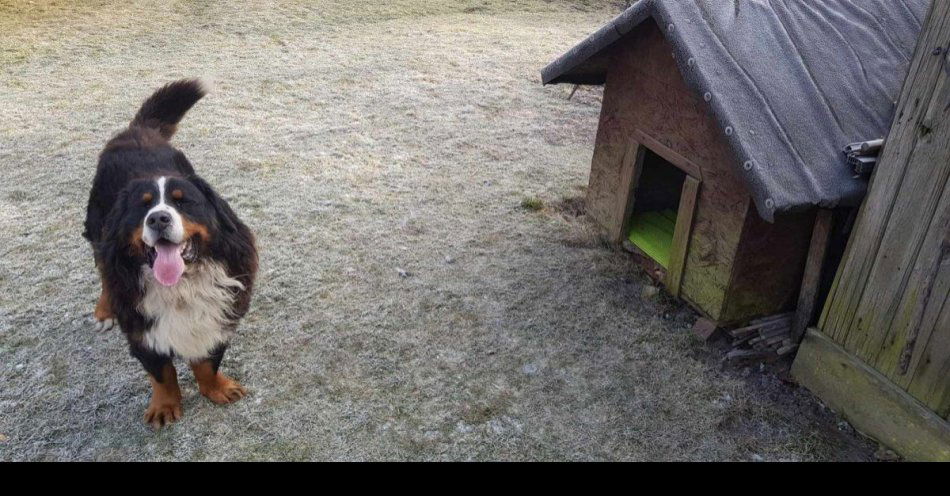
[[817, 0, 950, 411]]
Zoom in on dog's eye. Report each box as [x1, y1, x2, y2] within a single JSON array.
[[170, 189, 187, 208]]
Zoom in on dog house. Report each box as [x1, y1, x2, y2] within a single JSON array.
[[541, 0, 926, 325]]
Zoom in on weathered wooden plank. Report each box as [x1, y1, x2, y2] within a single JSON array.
[[854, 58, 950, 369], [882, 176, 950, 388], [896, 187, 950, 414], [633, 128, 703, 180], [691, 317, 719, 341], [792, 209, 834, 342], [854, 22, 950, 371], [907, 295, 950, 418], [874, 39, 950, 383], [818, 210, 858, 331], [611, 140, 644, 243], [665, 175, 700, 297], [822, 3, 950, 346], [791, 329, 950, 461], [900, 203, 950, 415]]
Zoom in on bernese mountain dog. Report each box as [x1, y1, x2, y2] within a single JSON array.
[[83, 80, 258, 429]]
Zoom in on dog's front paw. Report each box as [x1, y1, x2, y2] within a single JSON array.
[[199, 374, 248, 405], [93, 297, 117, 333], [93, 317, 116, 333], [144, 398, 183, 430], [93, 285, 119, 332]]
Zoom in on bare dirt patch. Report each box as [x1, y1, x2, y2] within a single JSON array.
[[0, 0, 874, 460]]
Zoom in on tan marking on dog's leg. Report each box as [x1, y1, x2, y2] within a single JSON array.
[[94, 265, 116, 332], [143, 363, 183, 430], [190, 360, 247, 405]]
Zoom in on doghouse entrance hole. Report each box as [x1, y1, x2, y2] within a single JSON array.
[[626, 149, 687, 269]]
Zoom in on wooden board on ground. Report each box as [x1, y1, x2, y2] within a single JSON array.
[[792, 329, 950, 461], [691, 317, 718, 341]]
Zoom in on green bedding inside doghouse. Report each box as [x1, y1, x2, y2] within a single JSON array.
[[627, 209, 676, 269]]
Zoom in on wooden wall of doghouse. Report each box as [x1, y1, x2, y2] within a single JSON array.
[[586, 20, 816, 325]]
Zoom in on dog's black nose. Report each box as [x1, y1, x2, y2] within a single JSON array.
[[147, 211, 172, 230]]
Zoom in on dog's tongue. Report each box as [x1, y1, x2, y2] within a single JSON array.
[[153, 241, 184, 286]]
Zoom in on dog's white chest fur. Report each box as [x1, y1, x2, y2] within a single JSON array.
[[138, 261, 244, 361]]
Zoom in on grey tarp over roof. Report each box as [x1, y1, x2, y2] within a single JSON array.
[[541, 0, 928, 221]]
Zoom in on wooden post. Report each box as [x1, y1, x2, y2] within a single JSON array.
[[612, 140, 643, 243], [665, 176, 700, 297], [791, 209, 833, 342]]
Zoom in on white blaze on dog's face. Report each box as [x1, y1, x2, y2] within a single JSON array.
[[141, 176, 191, 287], [142, 177, 185, 247]]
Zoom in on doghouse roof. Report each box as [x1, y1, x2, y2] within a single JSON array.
[[542, 0, 927, 221]]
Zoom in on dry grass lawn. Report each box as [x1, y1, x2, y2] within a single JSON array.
[[0, 0, 876, 460]]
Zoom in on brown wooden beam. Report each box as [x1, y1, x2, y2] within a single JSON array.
[[665, 176, 700, 297], [633, 128, 702, 181], [792, 208, 833, 342], [611, 140, 644, 243]]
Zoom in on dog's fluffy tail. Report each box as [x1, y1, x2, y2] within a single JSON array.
[[131, 79, 207, 140]]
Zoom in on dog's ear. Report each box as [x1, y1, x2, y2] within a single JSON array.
[[95, 189, 150, 332], [188, 174, 257, 297], [189, 175, 238, 233], [97, 191, 140, 289], [98, 189, 131, 252], [96, 189, 142, 272]]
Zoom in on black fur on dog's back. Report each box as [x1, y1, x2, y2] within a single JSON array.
[[131, 79, 206, 140]]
